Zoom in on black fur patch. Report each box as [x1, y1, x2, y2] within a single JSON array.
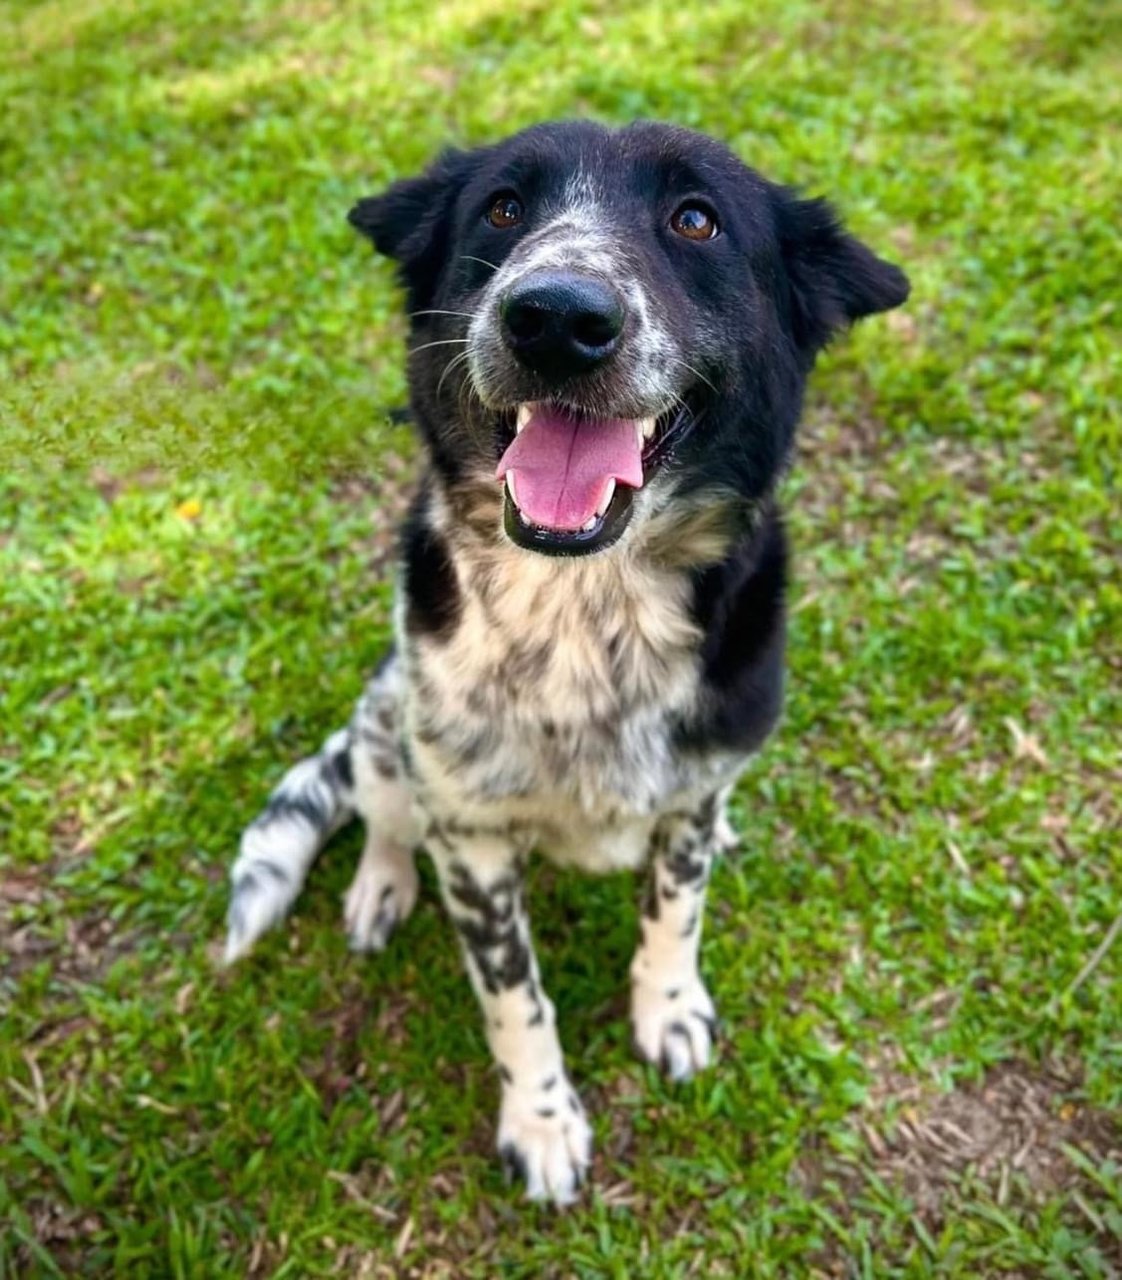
[[349, 148, 476, 313], [678, 508, 788, 753], [641, 873, 660, 922], [445, 862, 532, 996], [775, 191, 910, 359], [255, 859, 290, 884], [664, 839, 710, 887], [261, 789, 331, 831], [400, 489, 462, 642], [500, 1142, 528, 1186], [330, 745, 354, 789]]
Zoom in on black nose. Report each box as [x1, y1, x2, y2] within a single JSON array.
[[500, 272, 625, 379]]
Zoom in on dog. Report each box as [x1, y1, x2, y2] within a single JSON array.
[[223, 120, 909, 1205]]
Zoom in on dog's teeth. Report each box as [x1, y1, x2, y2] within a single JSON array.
[[596, 479, 615, 516], [516, 404, 533, 433], [506, 472, 519, 507], [582, 516, 597, 532], [640, 417, 656, 440], [634, 422, 645, 450]]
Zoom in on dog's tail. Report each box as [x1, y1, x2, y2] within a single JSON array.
[[223, 727, 356, 963]]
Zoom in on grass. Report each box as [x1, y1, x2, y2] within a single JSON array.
[[1, 0, 1120, 1274]]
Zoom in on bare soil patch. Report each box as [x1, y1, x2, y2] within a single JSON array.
[[796, 1055, 1122, 1270]]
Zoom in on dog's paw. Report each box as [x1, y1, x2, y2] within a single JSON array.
[[497, 1086, 592, 1207], [343, 844, 418, 953], [714, 809, 739, 852], [631, 975, 717, 1082]]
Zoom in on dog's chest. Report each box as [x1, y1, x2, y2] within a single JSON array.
[[404, 543, 707, 826]]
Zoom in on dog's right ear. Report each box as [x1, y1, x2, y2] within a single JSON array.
[[773, 190, 910, 358], [348, 148, 474, 306]]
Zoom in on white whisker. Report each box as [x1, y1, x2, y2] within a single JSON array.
[[669, 357, 717, 396], [459, 255, 499, 273], [409, 338, 470, 356], [410, 309, 477, 320], [436, 349, 473, 400]]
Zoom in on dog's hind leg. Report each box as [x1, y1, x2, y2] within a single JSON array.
[[341, 664, 420, 952], [224, 652, 418, 962], [224, 726, 358, 963]]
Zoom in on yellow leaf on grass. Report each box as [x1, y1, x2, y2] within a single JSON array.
[[175, 497, 202, 520]]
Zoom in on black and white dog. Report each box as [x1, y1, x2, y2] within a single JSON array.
[[224, 121, 908, 1205]]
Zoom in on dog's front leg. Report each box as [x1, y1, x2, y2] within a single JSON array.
[[630, 795, 721, 1081], [429, 826, 591, 1205]]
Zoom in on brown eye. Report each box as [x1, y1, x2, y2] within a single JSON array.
[[671, 203, 718, 241], [487, 194, 523, 229]]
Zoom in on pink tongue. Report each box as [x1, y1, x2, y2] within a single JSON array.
[[495, 406, 644, 532]]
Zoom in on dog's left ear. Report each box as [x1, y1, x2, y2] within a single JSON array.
[[775, 191, 910, 356], [348, 148, 475, 306]]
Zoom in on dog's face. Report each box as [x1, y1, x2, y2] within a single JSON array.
[[351, 121, 908, 556]]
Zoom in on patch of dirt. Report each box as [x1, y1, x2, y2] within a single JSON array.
[[795, 1055, 1122, 1271], [0, 866, 50, 908], [88, 464, 165, 504], [304, 979, 416, 1113], [13, 1199, 105, 1275], [859, 1058, 1118, 1208], [2, 892, 140, 989]]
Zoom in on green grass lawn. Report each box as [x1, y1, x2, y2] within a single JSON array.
[[2, 0, 1120, 1274]]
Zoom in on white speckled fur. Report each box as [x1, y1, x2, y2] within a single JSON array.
[[402, 482, 741, 867]]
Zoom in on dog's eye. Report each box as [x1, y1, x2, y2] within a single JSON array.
[[487, 194, 523, 229], [670, 203, 718, 241]]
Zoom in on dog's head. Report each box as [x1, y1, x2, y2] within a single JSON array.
[[351, 121, 908, 556]]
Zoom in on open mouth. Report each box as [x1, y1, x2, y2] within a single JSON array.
[[494, 401, 693, 555]]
